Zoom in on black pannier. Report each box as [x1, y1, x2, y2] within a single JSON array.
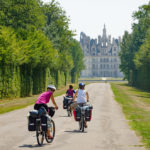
[[73, 107, 81, 121], [63, 97, 68, 109], [29, 110, 38, 118], [48, 107, 55, 117], [28, 116, 36, 131], [41, 115, 48, 131], [85, 105, 93, 121], [28, 110, 38, 131]]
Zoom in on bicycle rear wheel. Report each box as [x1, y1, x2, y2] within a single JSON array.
[[36, 124, 44, 146], [67, 106, 72, 117], [79, 118, 84, 132], [45, 119, 55, 143], [81, 118, 84, 132]]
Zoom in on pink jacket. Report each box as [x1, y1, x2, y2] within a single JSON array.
[[36, 91, 52, 104]]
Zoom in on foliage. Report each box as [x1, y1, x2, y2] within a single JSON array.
[[120, 1, 150, 89], [70, 39, 85, 83], [0, 0, 84, 99]]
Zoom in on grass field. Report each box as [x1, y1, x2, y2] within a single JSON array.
[[111, 82, 150, 149], [0, 84, 79, 114]]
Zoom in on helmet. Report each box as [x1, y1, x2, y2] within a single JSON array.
[[47, 85, 56, 91], [79, 83, 85, 89], [79, 83, 85, 86]]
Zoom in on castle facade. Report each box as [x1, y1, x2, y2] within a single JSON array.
[[80, 25, 123, 78]]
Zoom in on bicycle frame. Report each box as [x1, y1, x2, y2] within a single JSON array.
[[78, 104, 88, 132]]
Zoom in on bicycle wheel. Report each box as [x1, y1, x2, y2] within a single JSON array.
[[67, 106, 72, 117], [69, 106, 72, 116], [79, 121, 82, 130], [81, 118, 84, 132], [45, 119, 55, 143], [36, 124, 44, 146]]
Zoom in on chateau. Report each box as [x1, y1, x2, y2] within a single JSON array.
[[80, 25, 123, 78]]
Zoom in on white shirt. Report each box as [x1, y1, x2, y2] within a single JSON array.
[[77, 89, 86, 103]]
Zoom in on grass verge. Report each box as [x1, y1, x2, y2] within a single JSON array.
[[111, 82, 150, 149], [0, 83, 79, 114]]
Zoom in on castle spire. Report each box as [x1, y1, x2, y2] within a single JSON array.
[[103, 24, 106, 37]]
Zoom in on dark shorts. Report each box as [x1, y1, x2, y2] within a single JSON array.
[[34, 103, 48, 112]]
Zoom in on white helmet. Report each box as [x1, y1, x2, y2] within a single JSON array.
[[47, 85, 56, 90]]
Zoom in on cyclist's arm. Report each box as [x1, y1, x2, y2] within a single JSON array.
[[73, 91, 78, 102], [51, 94, 58, 109], [86, 92, 89, 102]]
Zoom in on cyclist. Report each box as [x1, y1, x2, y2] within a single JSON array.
[[66, 85, 75, 97], [34, 85, 58, 139], [73, 83, 89, 128]]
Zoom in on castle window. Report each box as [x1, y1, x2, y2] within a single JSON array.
[[92, 64, 95, 69], [107, 64, 109, 69]]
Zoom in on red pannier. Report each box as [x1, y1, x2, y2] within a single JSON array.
[[73, 107, 81, 121]]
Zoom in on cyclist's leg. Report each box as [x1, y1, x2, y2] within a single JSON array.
[[70, 101, 77, 110]]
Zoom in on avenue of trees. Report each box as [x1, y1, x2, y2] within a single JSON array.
[[0, 0, 84, 99], [120, 1, 150, 90]]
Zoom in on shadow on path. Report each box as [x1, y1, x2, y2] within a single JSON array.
[[59, 115, 69, 117], [19, 143, 46, 148], [64, 130, 87, 133]]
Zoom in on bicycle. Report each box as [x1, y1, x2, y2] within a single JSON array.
[[36, 116, 55, 146], [74, 103, 93, 132], [63, 96, 73, 117], [78, 104, 88, 132], [28, 107, 55, 146]]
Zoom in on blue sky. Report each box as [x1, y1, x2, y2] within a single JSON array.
[[42, 0, 149, 40]]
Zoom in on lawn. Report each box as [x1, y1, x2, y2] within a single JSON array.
[[111, 82, 150, 149]]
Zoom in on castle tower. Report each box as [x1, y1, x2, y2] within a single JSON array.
[[102, 24, 107, 37], [102, 24, 107, 47], [80, 26, 123, 78]]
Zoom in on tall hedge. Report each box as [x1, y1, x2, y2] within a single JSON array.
[[0, 0, 84, 99]]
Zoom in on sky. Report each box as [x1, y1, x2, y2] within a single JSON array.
[[42, 0, 149, 40]]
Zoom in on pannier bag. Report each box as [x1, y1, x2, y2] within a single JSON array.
[[28, 110, 38, 131], [48, 107, 55, 117], [73, 107, 81, 121], [29, 110, 38, 118], [63, 97, 68, 109], [85, 105, 93, 121], [41, 115, 48, 131]]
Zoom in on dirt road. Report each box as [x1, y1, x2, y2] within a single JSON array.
[[0, 83, 145, 150]]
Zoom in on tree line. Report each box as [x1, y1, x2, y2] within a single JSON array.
[[0, 0, 84, 99], [120, 1, 150, 90]]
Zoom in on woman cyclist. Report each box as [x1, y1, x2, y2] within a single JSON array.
[[73, 83, 89, 128], [34, 85, 58, 139]]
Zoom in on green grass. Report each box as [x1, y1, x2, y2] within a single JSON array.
[[111, 83, 150, 149], [0, 83, 79, 114]]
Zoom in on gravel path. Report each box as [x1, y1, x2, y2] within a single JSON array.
[[0, 83, 145, 150]]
